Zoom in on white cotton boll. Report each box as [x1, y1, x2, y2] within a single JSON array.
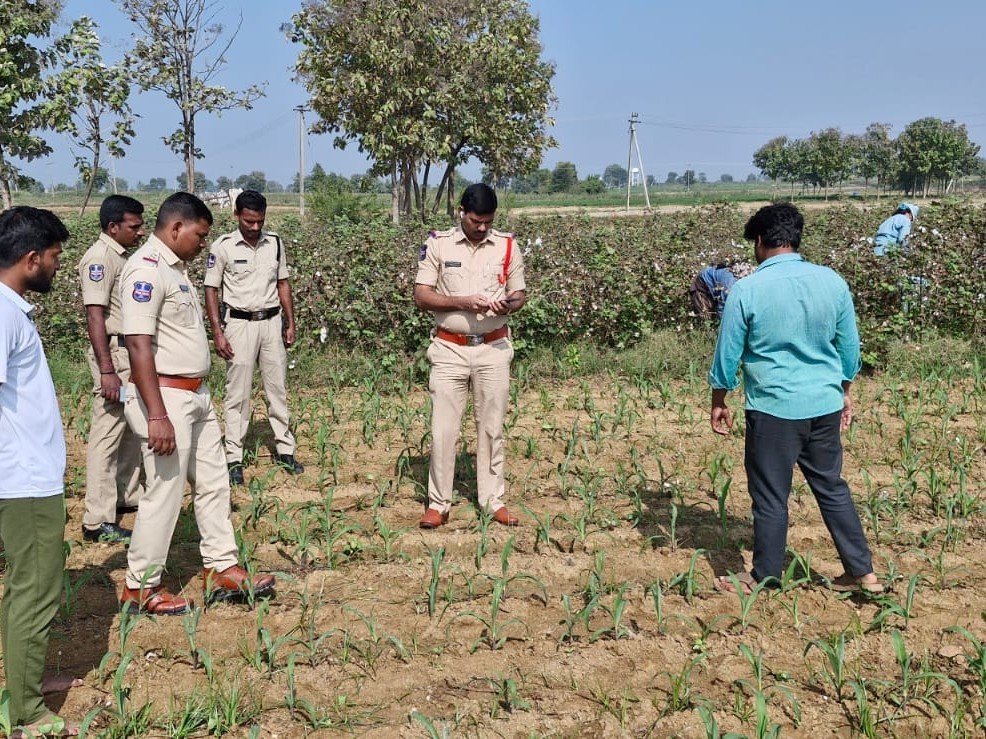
[[534, 237, 543, 246], [319, 327, 328, 344], [919, 226, 927, 233]]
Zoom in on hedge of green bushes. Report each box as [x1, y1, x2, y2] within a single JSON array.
[[33, 200, 986, 368]]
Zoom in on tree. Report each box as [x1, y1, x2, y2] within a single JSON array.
[[602, 163, 628, 188], [234, 170, 267, 191], [266, 180, 284, 193], [719, 174, 734, 183], [147, 177, 168, 191], [746, 173, 759, 183], [176, 171, 210, 192], [76, 166, 110, 192], [664, 171, 678, 185], [582, 175, 605, 194], [896, 117, 980, 196], [0, 1, 76, 208], [550, 161, 578, 193], [117, 0, 265, 194], [59, 17, 135, 215], [752, 136, 790, 183], [290, 0, 556, 222], [857, 123, 895, 190], [216, 175, 233, 191], [677, 170, 696, 188]]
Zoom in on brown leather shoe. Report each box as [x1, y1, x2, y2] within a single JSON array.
[[419, 508, 449, 529], [492, 506, 519, 526], [202, 564, 275, 604], [120, 583, 192, 615]]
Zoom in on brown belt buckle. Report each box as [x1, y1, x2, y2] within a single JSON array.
[[251, 310, 266, 320], [464, 334, 484, 346]]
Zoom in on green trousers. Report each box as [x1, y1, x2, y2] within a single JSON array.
[[0, 494, 65, 725]]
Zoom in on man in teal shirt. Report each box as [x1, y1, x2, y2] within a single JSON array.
[[708, 203, 880, 595]]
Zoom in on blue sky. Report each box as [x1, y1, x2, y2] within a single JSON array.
[[27, 0, 986, 189]]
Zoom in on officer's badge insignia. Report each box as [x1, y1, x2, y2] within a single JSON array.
[[418, 243, 427, 261], [179, 284, 190, 293], [132, 281, 153, 302], [142, 252, 159, 264], [207, 254, 216, 268], [88, 264, 104, 282]]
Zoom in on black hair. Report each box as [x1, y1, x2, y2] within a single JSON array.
[[0, 206, 70, 269], [99, 194, 145, 230], [155, 191, 213, 229], [235, 189, 267, 213], [743, 202, 803, 250], [459, 183, 497, 216]]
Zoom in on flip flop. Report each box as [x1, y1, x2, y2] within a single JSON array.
[[12, 714, 79, 737], [713, 571, 758, 595], [824, 573, 885, 594]]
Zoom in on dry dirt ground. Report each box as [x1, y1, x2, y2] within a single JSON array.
[[26, 368, 986, 736]]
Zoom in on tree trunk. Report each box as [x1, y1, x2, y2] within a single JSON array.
[[419, 161, 431, 221], [390, 163, 400, 224], [446, 164, 456, 218], [80, 146, 101, 217], [0, 178, 11, 210]]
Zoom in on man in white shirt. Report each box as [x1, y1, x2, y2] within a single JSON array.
[[0, 206, 78, 737]]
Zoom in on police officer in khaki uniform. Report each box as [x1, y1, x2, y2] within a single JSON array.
[[204, 190, 302, 486], [414, 183, 526, 528], [119, 192, 274, 615], [78, 195, 147, 543]]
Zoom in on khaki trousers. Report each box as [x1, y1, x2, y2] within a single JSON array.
[[123, 386, 238, 589], [83, 341, 143, 529], [222, 316, 295, 464], [0, 494, 65, 725], [426, 336, 513, 514]]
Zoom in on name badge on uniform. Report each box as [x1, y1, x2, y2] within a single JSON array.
[[234, 259, 248, 264], [179, 284, 190, 293], [444, 261, 462, 267], [418, 243, 428, 261], [88, 264, 104, 282], [207, 254, 216, 268], [132, 281, 153, 302]]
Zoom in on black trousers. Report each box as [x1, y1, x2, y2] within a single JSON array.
[[744, 409, 873, 583]]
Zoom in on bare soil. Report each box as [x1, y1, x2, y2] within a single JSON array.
[[36, 370, 986, 736]]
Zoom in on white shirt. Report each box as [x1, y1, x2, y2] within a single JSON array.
[[0, 282, 65, 498]]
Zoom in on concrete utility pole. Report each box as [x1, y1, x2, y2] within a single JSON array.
[[294, 105, 308, 218], [625, 112, 651, 212]]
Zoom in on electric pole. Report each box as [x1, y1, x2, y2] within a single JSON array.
[[294, 105, 308, 218], [625, 112, 651, 212]]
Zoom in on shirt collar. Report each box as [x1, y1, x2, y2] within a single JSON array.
[[757, 252, 804, 271], [454, 226, 492, 247], [0, 281, 34, 318], [98, 231, 128, 256], [145, 234, 182, 267]]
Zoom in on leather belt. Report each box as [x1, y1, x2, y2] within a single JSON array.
[[228, 306, 280, 321], [158, 374, 204, 392], [436, 325, 508, 346]]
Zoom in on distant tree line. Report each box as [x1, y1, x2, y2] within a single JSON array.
[[753, 118, 983, 198]]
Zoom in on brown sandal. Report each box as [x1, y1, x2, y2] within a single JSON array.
[[826, 573, 885, 594], [713, 571, 758, 595]]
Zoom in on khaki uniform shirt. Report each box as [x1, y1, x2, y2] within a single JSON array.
[[78, 232, 129, 336], [415, 227, 526, 335], [203, 229, 288, 311], [121, 234, 211, 378]]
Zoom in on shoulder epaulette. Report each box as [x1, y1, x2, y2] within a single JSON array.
[[431, 228, 453, 238], [142, 252, 160, 264], [492, 229, 514, 239]]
